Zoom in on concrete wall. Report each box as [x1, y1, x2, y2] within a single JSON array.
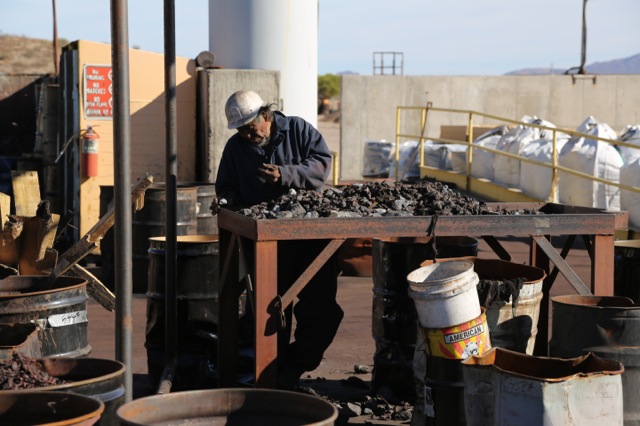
[[340, 74, 640, 181], [201, 69, 280, 183]]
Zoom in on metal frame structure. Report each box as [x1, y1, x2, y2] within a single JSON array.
[[373, 52, 404, 75], [217, 203, 628, 388]]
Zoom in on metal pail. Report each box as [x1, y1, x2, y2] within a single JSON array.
[[0, 276, 90, 357], [473, 259, 545, 355], [462, 347, 624, 426], [116, 388, 338, 425], [550, 295, 640, 425], [25, 357, 126, 426], [0, 390, 104, 425], [145, 235, 220, 390]]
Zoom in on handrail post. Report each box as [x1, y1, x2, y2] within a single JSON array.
[[395, 107, 401, 181], [466, 112, 474, 191], [550, 129, 559, 202]]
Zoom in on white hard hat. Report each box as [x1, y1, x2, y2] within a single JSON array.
[[225, 90, 264, 129]]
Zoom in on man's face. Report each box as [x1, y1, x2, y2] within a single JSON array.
[[237, 114, 271, 146]]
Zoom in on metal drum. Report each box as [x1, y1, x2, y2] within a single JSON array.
[[31, 357, 126, 426], [0, 276, 90, 357], [117, 388, 338, 426], [0, 391, 104, 425], [550, 295, 640, 425], [132, 183, 198, 293], [145, 235, 220, 390]]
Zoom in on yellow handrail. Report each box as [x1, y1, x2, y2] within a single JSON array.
[[394, 104, 640, 200]]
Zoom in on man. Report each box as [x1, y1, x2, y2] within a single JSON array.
[[214, 90, 344, 390]]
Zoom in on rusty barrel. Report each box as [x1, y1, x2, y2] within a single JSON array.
[[27, 357, 126, 426], [473, 259, 545, 355], [0, 391, 104, 425], [0, 276, 90, 357], [550, 295, 640, 425], [371, 236, 478, 400], [117, 388, 338, 425], [145, 235, 220, 390]]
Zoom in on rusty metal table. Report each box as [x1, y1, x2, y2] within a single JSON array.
[[216, 202, 628, 388]]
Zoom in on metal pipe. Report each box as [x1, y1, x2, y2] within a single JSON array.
[[110, 0, 133, 403], [158, 0, 178, 395]]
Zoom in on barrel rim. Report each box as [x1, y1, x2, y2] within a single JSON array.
[[0, 390, 105, 423], [116, 387, 338, 424], [551, 294, 638, 309], [15, 357, 127, 393], [149, 235, 219, 244], [0, 276, 87, 299]]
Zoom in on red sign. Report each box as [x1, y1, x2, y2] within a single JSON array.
[[84, 65, 113, 119]]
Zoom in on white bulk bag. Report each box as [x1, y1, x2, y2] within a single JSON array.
[[493, 117, 553, 188], [469, 126, 509, 181], [620, 158, 640, 230], [558, 116, 623, 210], [520, 135, 569, 201], [619, 125, 640, 165]]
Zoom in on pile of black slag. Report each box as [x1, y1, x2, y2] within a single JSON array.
[[236, 179, 541, 219]]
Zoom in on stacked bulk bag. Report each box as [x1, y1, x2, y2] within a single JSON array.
[[469, 125, 509, 181], [558, 116, 623, 210], [519, 131, 570, 202], [619, 124, 640, 230], [493, 116, 552, 188]]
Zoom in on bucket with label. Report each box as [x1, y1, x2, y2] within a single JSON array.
[[407, 260, 481, 329], [422, 307, 491, 360]]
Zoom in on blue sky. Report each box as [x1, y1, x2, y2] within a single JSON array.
[[2, 0, 639, 75]]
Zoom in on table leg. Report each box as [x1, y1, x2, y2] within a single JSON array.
[[255, 240, 278, 388], [218, 229, 239, 387], [592, 234, 614, 296]]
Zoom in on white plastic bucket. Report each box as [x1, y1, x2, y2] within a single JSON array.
[[407, 260, 481, 329]]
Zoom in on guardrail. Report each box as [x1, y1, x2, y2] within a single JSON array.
[[394, 103, 640, 203]]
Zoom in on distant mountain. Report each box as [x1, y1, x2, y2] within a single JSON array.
[[505, 53, 640, 75]]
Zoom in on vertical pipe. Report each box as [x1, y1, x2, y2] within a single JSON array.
[[109, 0, 133, 402], [51, 0, 59, 76], [157, 0, 178, 394]]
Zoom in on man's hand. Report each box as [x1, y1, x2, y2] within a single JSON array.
[[209, 197, 228, 216], [259, 163, 281, 185]]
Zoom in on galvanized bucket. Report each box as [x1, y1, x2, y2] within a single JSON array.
[[0, 390, 104, 425], [461, 347, 624, 426], [0, 276, 91, 357], [473, 259, 545, 355], [116, 388, 338, 425], [550, 295, 640, 425]]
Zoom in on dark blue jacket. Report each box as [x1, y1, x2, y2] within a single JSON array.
[[215, 112, 332, 206]]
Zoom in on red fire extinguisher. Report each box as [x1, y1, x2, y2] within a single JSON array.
[[81, 125, 99, 177]]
